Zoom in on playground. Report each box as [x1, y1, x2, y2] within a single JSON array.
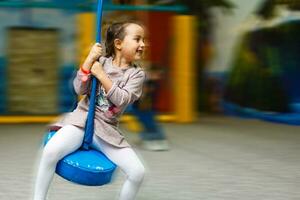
[[1, 116, 300, 199], [0, 1, 300, 199]]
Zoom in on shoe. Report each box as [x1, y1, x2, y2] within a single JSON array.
[[141, 139, 170, 151]]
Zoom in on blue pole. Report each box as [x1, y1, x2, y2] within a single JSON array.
[[82, 0, 103, 150]]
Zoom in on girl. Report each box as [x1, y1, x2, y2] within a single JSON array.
[[34, 21, 146, 200]]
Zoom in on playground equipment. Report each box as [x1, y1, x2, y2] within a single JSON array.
[[43, 0, 117, 186]]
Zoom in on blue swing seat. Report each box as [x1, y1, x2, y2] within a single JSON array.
[[44, 131, 117, 186]]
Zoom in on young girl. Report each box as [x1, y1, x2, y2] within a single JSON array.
[[34, 21, 146, 200]]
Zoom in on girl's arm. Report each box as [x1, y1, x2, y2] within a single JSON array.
[[105, 70, 146, 107], [73, 43, 103, 95], [110, 69, 145, 107], [91, 62, 146, 108], [81, 43, 102, 72]]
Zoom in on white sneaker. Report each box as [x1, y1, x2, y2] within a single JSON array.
[[141, 139, 170, 151]]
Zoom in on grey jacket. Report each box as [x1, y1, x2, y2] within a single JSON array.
[[53, 56, 145, 147]]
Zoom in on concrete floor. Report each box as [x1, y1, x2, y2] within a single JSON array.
[[0, 116, 299, 200]]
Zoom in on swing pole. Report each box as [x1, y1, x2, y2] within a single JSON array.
[[82, 0, 103, 150]]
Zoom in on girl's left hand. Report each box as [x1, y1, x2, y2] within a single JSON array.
[[91, 61, 105, 79], [87, 43, 103, 62]]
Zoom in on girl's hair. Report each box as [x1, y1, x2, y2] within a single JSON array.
[[105, 21, 143, 58]]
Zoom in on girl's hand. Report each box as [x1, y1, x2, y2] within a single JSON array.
[[87, 43, 102, 62], [91, 61, 113, 93], [91, 61, 105, 79]]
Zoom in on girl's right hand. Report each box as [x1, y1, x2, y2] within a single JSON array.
[[87, 43, 103, 62]]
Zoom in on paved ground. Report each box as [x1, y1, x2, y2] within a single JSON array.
[[0, 116, 300, 200]]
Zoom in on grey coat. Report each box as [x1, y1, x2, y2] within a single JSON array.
[[53, 57, 145, 148]]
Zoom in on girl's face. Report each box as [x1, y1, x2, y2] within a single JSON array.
[[119, 24, 145, 62]]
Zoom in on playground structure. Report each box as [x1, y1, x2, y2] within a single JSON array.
[[0, 1, 197, 124]]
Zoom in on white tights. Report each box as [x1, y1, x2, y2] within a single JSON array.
[[34, 125, 145, 200]]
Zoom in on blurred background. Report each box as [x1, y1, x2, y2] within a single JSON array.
[[0, 0, 300, 199], [0, 0, 300, 125]]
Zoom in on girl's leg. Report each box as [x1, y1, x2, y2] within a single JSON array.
[[34, 125, 84, 200], [92, 136, 145, 200]]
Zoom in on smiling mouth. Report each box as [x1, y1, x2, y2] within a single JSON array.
[[137, 50, 143, 54]]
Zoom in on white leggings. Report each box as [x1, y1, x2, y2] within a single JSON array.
[[34, 125, 145, 200]]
